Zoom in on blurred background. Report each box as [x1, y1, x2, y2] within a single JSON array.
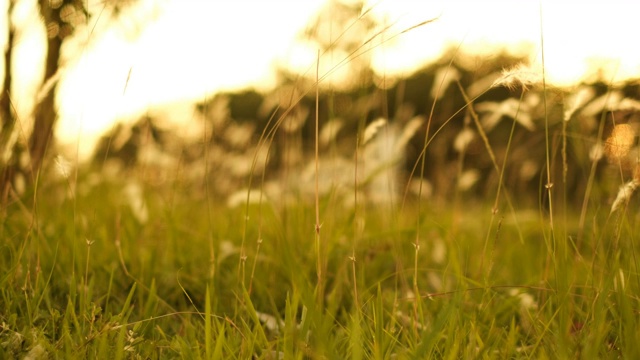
[[3, 0, 638, 155], [1, 0, 639, 206]]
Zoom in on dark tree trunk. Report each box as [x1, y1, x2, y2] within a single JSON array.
[[0, 10, 13, 128], [28, 38, 62, 175], [29, 1, 65, 176], [0, 0, 130, 205], [1, 0, 16, 204]]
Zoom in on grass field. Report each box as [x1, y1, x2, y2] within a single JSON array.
[[3, 5, 640, 359], [2, 107, 640, 359]]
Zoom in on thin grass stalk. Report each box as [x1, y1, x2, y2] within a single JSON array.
[[576, 89, 611, 247], [609, 120, 632, 254], [314, 49, 324, 303], [539, 4, 555, 235], [561, 97, 569, 250], [201, 93, 216, 284], [451, 118, 469, 237], [378, 27, 396, 213], [241, 40, 326, 296], [540, 6, 573, 352], [205, 285, 212, 359], [71, 115, 82, 324], [242, 95, 296, 296], [237, 18, 440, 270], [280, 17, 437, 136], [410, 43, 462, 327], [241, 106, 280, 285], [352, 135, 360, 309], [401, 74, 497, 211], [247, 150, 269, 295], [536, 6, 555, 295], [239, 106, 286, 294], [238, 92, 301, 296], [83, 237, 93, 329], [456, 83, 524, 277]]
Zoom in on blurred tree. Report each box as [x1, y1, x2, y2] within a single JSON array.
[[29, 0, 88, 183], [0, 0, 139, 204], [0, 0, 18, 204], [299, 0, 378, 90], [1, 0, 90, 203]]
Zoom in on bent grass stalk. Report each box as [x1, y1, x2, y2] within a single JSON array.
[[576, 85, 614, 245], [456, 82, 524, 279], [539, 2, 556, 246], [409, 40, 464, 328]]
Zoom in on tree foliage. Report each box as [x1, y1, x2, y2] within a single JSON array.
[[0, 0, 135, 204]]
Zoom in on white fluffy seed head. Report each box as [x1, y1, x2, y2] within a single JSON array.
[[611, 179, 639, 214], [361, 118, 387, 146]]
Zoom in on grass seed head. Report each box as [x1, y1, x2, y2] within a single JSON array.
[[563, 86, 595, 121], [611, 179, 639, 214], [604, 123, 635, 163], [362, 117, 387, 146], [492, 63, 543, 91]]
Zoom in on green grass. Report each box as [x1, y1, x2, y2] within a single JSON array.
[[2, 3, 640, 358], [1, 162, 640, 358]]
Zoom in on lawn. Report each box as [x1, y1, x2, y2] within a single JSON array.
[[2, 105, 640, 359], [2, 11, 640, 358]]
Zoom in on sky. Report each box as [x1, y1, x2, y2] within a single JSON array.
[[4, 0, 640, 159]]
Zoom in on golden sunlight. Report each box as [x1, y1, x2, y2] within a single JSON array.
[[4, 0, 640, 158]]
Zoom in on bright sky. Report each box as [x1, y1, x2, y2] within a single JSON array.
[[4, 0, 640, 158]]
